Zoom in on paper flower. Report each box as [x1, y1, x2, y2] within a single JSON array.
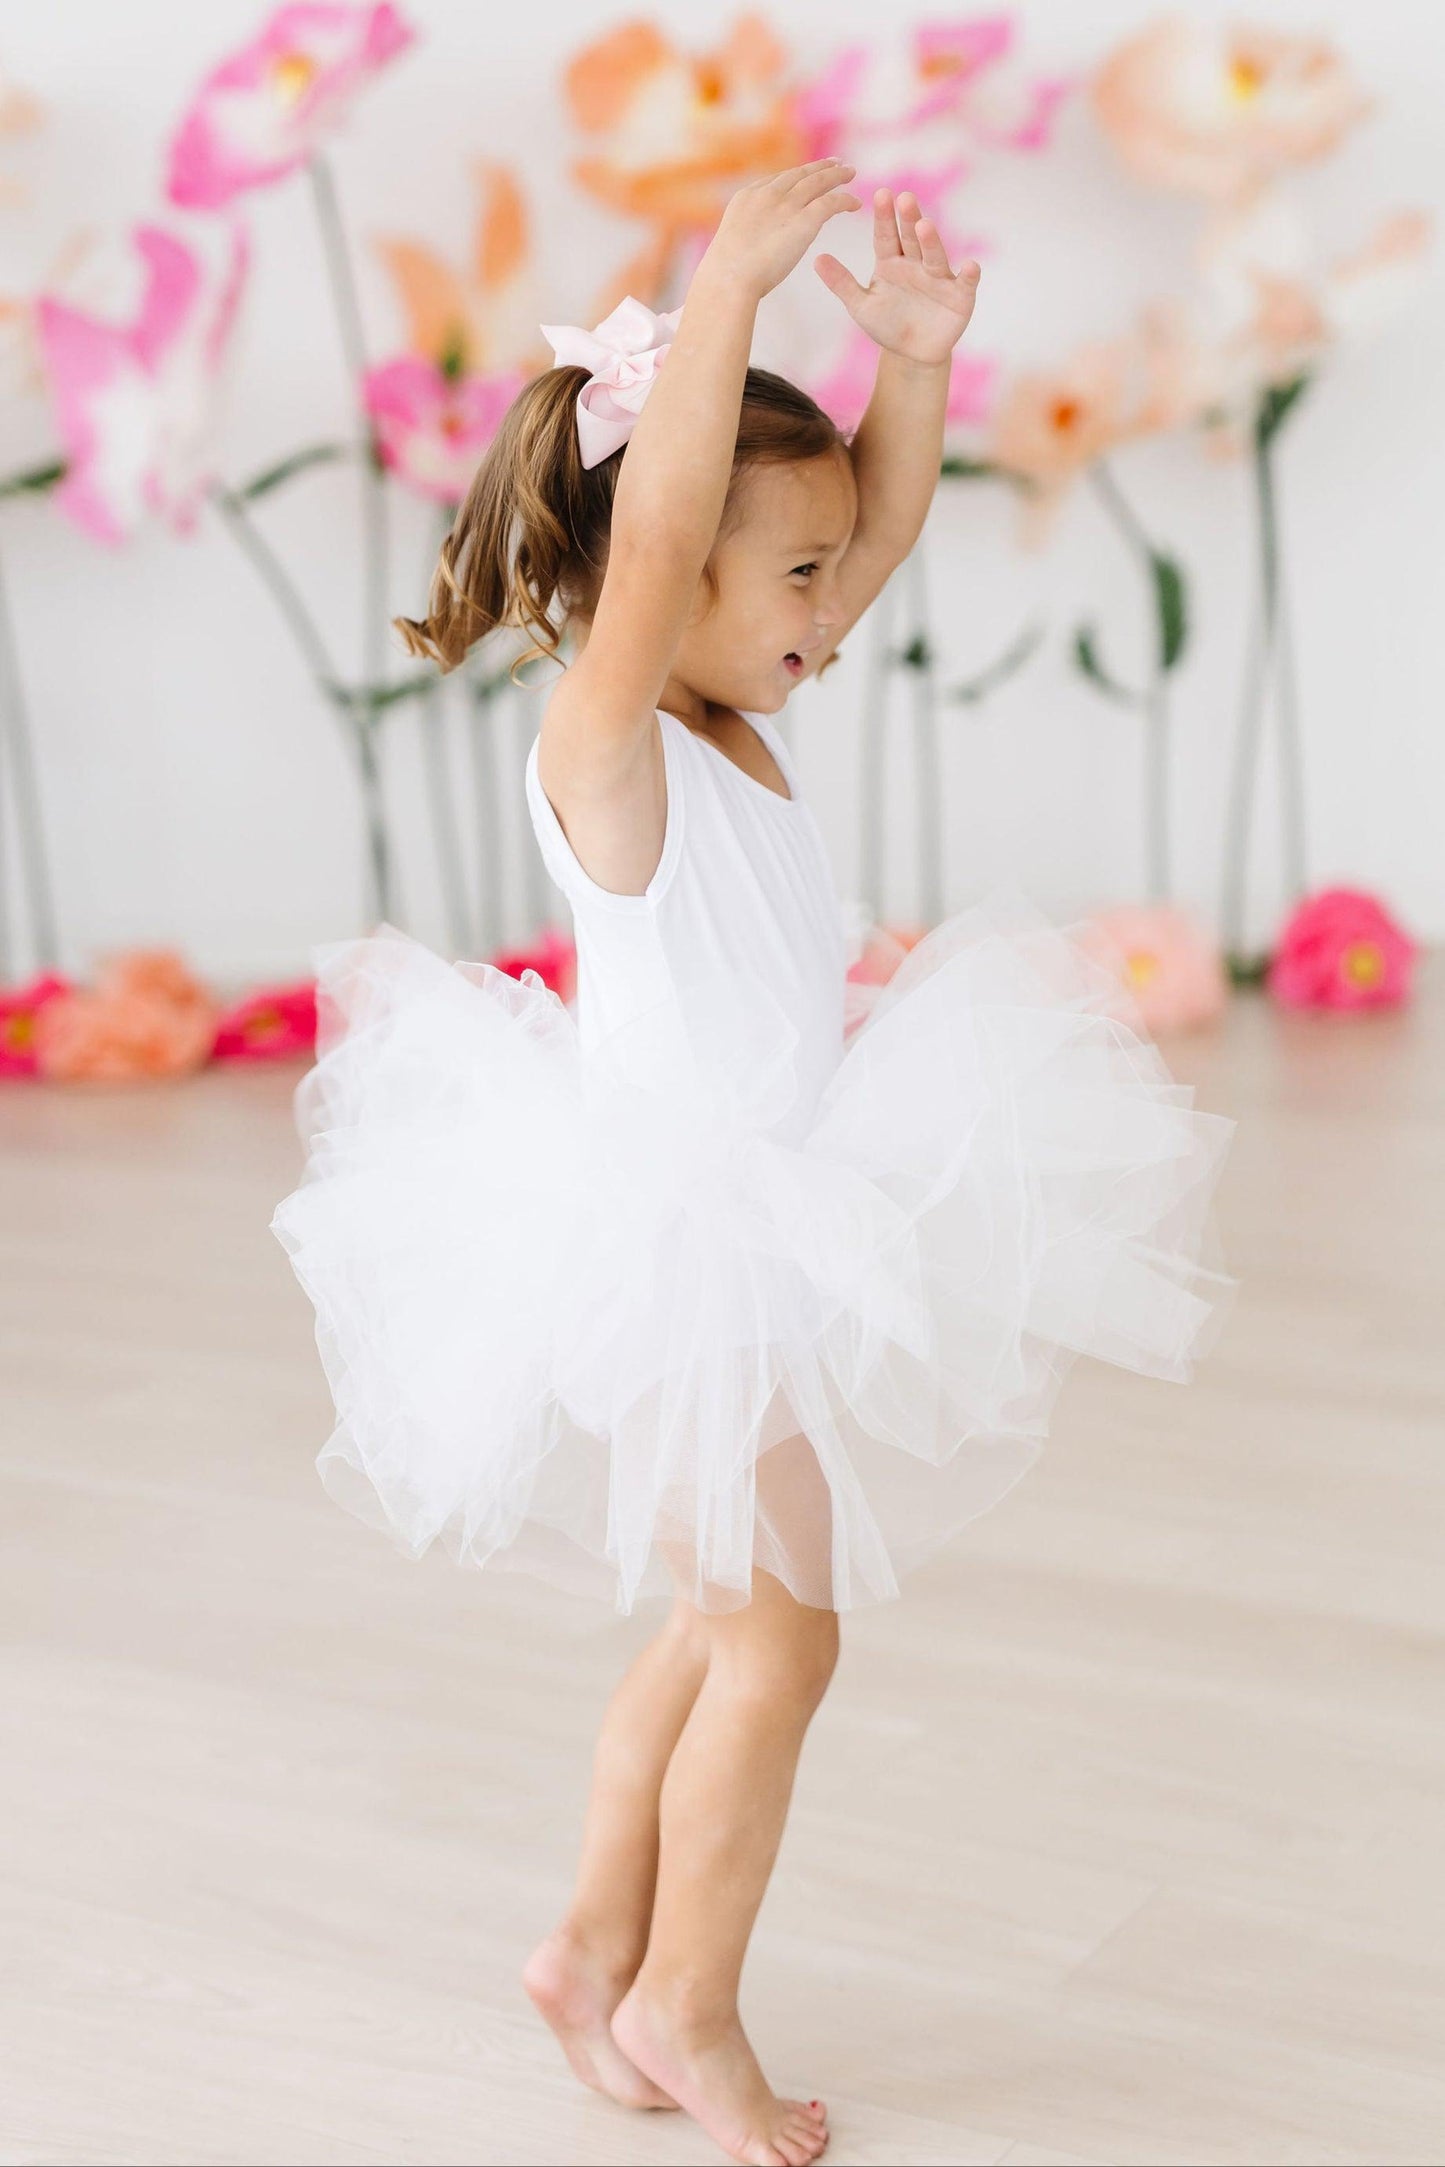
[[0, 972, 72, 1078], [565, 16, 802, 232], [167, 2, 414, 210], [841, 907, 925, 1041], [1092, 18, 1368, 206], [34, 951, 220, 1082], [212, 981, 318, 1060], [814, 321, 997, 441], [373, 162, 542, 379], [486, 928, 577, 1005], [1266, 887, 1418, 1012], [37, 219, 248, 544], [1078, 904, 1229, 1036], [799, 18, 1072, 170], [988, 341, 1139, 539], [363, 355, 524, 501]]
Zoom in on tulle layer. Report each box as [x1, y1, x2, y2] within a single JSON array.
[[271, 889, 1237, 1615]]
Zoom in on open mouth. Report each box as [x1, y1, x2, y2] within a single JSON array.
[[782, 652, 805, 678]]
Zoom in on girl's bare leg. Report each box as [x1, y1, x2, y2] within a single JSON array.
[[523, 1597, 710, 2109], [611, 1565, 837, 2167]]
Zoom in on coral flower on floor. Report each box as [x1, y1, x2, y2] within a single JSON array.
[[34, 951, 220, 1082], [0, 973, 72, 1078]]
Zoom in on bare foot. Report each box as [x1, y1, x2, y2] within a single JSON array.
[[522, 1927, 679, 2110], [611, 1978, 828, 2166]]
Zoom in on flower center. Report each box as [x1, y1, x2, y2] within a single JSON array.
[[243, 1006, 282, 1038], [1227, 54, 1266, 103], [1125, 950, 1160, 988], [1050, 397, 1082, 434], [1341, 940, 1384, 988], [4, 1010, 34, 1049], [694, 62, 725, 106], [272, 51, 318, 106]]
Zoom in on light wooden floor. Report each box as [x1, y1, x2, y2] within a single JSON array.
[[3, 960, 1443, 2167]]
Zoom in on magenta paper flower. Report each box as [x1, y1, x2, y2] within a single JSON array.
[[487, 927, 577, 1006], [168, 2, 414, 211], [212, 981, 318, 1061], [798, 18, 1072, 176], [0, 972, 72, 1078], [814, 321, 996, 440], [1267, 886, 1418, 1012], [363, 355, 525, 503], [37, 219, 248, 544], [1077, 904, 1229, 1037]]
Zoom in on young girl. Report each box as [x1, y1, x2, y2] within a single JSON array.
[[272, 162, 1235, 2167]]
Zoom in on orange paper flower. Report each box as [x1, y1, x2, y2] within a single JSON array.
[[34, 949, 220, 1082]]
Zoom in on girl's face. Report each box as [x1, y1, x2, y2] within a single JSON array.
[[672, 450, 858, 716]]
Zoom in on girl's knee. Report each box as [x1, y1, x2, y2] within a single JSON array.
[[716, 1598, 839, 1710]]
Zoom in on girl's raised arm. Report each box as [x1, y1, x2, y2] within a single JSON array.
[[544, 161, 859, 784]]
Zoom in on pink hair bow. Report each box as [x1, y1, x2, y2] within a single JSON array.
[[539, 295, 684, 469]]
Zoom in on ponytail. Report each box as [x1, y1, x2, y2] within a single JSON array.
[[395, 361, 841, 676]]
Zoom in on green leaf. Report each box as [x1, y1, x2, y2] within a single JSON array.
[[948, 620, 1045, 705], [1152, 551, 1188, 672], [326, 672, 441, 714], [1073, 626, 1140, 706], [938, 455, 998, 481], [0, 458, 66, 501], [896, 632, 933, 671], [1225, 949, 1273, 988], [1256, 374, 1311, 450], [235, 442, 350, 502]]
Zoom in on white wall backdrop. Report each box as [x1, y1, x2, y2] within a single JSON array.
[[1, 0, 1442, 980]]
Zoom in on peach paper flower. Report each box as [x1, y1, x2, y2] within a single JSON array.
[[167, 2, 414, 211], [34, 950, 220, 1082], [212, 981, 318, 1061], [1266, 887, 1418, 1012], [988, 341, 1139, 539], [1077, 904, 1229, 1036], [842, 910, 926, 1042], [0, 972, 72, 1078], [1092, 18, 1369, 206], [565, 16, 802, 234], [373, 162, 541, 380]]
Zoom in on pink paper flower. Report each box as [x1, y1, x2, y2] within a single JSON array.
[[0, 972, 72, 1078], [1077, 904, 1229, 1036], [814, 322, 996, 440], [168, 3, 414, 211], [1092, 19, 1369, 206], [363, 354, 524, 502], [212, 981, 318, 1061], [37, 219, 248, 544], [487, 928, 577, 1005], [1267, 887, 1418, 1012], [841, 911, 925, 1041], [34, 950, 220, 1082]]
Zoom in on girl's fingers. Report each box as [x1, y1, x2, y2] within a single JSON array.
[[790, 160, 856, 202], [809, 186, 862, 226], [896, 192, 923, 262], [814, 252, 868, 309], [915, 216, 953, 276], [873, 187, 903, 259]]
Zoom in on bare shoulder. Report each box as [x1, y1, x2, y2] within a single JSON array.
[[534, 673, 670, 902]]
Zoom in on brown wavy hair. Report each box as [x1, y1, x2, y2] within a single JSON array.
[[394, 364, 843, 676]]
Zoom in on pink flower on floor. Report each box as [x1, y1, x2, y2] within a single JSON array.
[[363, 356, 524, 502], [1091, 18, 1369, 205], [0, 972, 72, 1078], [813, 322, 997, 441], [167, 2, 414, 210], [37, 219, 248, 544], [212, 981, 318, 1061], [842, 913, 926, 1041], [1266, 887, 1418, 1012], [1077, 904, 1229, 1036], [34, 950, 220, 1082], [487, 928, 577, 1005]]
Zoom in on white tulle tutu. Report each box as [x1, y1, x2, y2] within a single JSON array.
[[271, 888, 1237, 1615]]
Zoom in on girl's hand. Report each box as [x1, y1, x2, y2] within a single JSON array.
[[814, 189, 981, 365], [701, 160, 862, 304]]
